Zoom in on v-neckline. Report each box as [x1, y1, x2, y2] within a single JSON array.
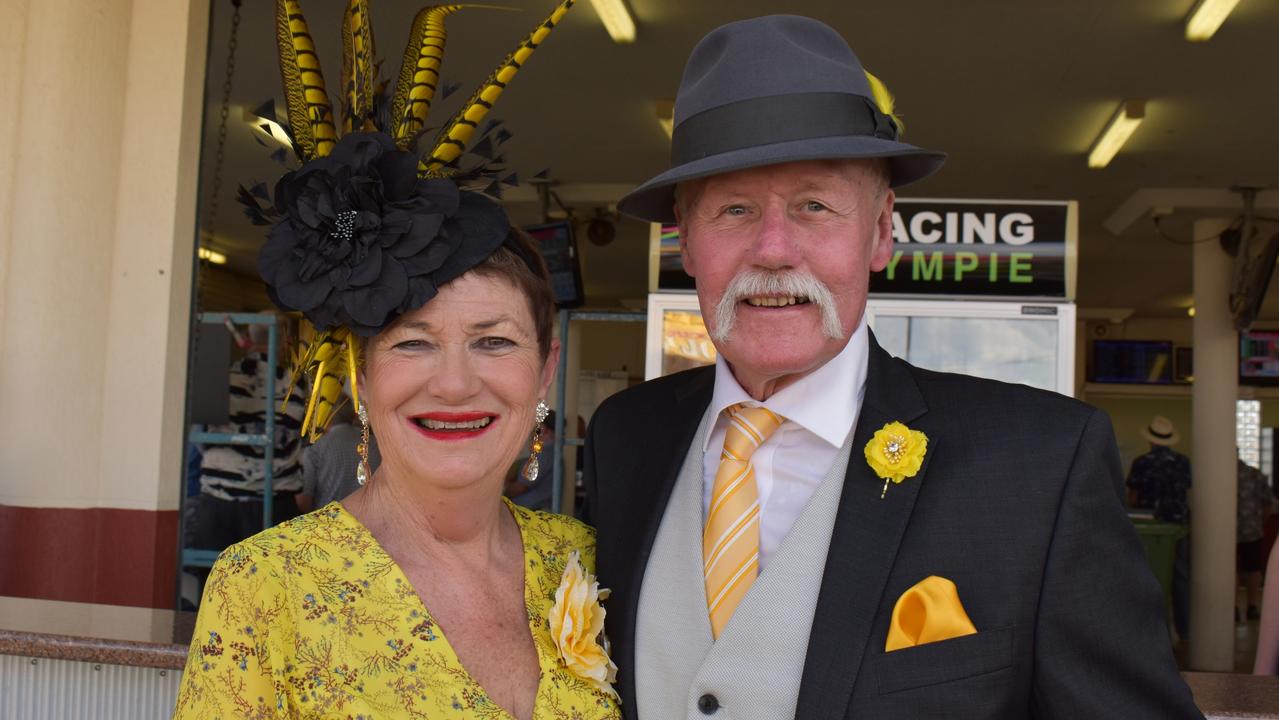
[[331, 498, 550, 720]]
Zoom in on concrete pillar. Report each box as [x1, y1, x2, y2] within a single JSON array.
[[1189, 218, 1237, 670], [0, 0, 208, 607], [0, 0, 30, 350]]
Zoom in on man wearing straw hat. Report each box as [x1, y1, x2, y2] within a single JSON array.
[[583, 14, 1201, 719], [1128, 415, 1192, 642]]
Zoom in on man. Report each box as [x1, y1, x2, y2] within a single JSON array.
[[1126, 415, 1192, 524], [1126, 415, 1192, 638], [583, 15, 1201, 719]]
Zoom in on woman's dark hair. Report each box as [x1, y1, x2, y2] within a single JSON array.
[[470, 228, 555, 360]]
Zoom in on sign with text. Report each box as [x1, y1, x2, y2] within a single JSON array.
[[869, 199, 1076, 300]]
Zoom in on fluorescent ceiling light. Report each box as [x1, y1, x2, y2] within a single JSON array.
[[1185, 0, 1241, 41], [1088, 100, 1145, 169], [199, 247, 227, 265], [590, 0, 636, 43], [654, 99, 674, 139]]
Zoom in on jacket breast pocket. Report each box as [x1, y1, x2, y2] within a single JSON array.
[[875, 626, 1014, 695]]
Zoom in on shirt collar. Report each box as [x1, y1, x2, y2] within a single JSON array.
[[703, 320, 869, 451]]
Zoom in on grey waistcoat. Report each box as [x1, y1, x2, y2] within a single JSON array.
[[634, 413, 856, 720]]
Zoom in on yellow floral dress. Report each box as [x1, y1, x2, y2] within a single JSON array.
[[174, 500, 621, 720]]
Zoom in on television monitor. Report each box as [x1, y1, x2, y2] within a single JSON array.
[[1091, 340, 1173, 384], [1240, 330, 1279, 384], [524, 220, 584, 308]]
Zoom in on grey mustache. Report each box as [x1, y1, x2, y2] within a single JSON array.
[[711, 270, 843, 343]]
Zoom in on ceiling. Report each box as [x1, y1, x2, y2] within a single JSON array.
[[194, 0, 1279, 319]]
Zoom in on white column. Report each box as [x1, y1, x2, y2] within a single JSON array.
[[0, 0, 31, 351], [0, 0, 207, 511], [95, 0, 208, 511], [0, 0, 133, 507], [1189, 218, 1237, 670]]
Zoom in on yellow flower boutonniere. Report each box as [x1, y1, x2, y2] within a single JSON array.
[[865, 421, 928, 499], [549, 551, 619, 699]]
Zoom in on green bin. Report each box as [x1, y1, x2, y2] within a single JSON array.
[[1132, 519, 1187, 606]]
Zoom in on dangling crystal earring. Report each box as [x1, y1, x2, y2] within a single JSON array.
[[355, 402, 371, 486], [523, 400, 550, 483]]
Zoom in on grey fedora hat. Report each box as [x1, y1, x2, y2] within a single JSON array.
[[618, 15, 946, 223]]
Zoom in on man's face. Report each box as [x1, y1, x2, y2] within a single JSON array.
[[676, 159, 895, 397]]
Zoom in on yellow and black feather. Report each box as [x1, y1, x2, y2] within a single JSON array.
[[391, 5, 467, 148], [276, 0, 339, 160], [424, 0, 575, 174], [341, 0, 377, 133]]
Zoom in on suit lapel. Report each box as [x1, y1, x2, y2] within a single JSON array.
[[795, 335, 932, 719], [615, 366, 713, 716]]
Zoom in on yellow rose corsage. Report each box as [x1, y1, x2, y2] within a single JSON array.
[[864, 421, 928, 498], [549, 551, 619, 699]]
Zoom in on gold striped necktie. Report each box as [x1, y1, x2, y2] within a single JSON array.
[[704, 403, 785, 638]]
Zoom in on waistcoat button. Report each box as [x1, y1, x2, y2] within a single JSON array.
[[698, 694, 720, 714]]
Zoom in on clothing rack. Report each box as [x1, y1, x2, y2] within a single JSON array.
[[180, 312, 279, 569]]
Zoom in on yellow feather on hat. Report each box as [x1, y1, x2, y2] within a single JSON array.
[[864, 70, 905, 136]]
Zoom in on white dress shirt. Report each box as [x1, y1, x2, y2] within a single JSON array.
[[701, 321, 870, 570]]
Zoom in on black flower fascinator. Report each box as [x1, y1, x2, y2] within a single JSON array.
[[253, 132, 509, 336], [246, 0, 575, 439]]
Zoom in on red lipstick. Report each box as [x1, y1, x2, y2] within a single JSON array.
[[408, 412, 498, 441]]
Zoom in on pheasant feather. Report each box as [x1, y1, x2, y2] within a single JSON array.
[[391, 5, 466, 148], [424, 0, 575, 174], [289, 326, 354, 440], [341, 0, 377, 133], [276, 0, 338, 160]]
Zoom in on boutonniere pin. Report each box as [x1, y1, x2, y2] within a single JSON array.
[[865, 421, 928, 499], [549, 551, 619, 699]]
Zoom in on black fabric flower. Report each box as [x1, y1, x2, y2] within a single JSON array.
[[256, 132, 510, 336]]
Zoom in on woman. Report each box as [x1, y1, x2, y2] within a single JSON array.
[[175, 1, 617, 717]]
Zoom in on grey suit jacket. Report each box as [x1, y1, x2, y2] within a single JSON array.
[[582, 334, 1203, 719]]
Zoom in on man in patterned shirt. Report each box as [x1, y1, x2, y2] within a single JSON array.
[[1126, 415, 1191, 638]]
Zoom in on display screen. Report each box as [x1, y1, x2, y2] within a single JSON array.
[[524, 221, 584, 308], [1241, 331, 1279, 381], [1091, 340, 1173, 384]]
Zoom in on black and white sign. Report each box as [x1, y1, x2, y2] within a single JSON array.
[[869, 199, 1075, 300]]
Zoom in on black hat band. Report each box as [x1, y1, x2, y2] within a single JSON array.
[[671, 92, 899, 167], [1149, 427, 1174, 439]]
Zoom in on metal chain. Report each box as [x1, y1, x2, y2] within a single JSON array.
[[204, 0, 242, 245], [190, 0, 244, 409]]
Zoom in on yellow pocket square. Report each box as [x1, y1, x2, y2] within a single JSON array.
[[885, 575, 978, 652]]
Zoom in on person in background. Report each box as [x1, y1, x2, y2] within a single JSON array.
[[506, 409, 557, 511], [187, 314, 308, 555], [295, 399, 381, 512], [1253, 533, 1279, 673], [1238, 455, 1275, 621], [1127, 414, 1192, 639]]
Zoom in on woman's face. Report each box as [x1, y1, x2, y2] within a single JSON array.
[[360, 272, 558, 494]]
